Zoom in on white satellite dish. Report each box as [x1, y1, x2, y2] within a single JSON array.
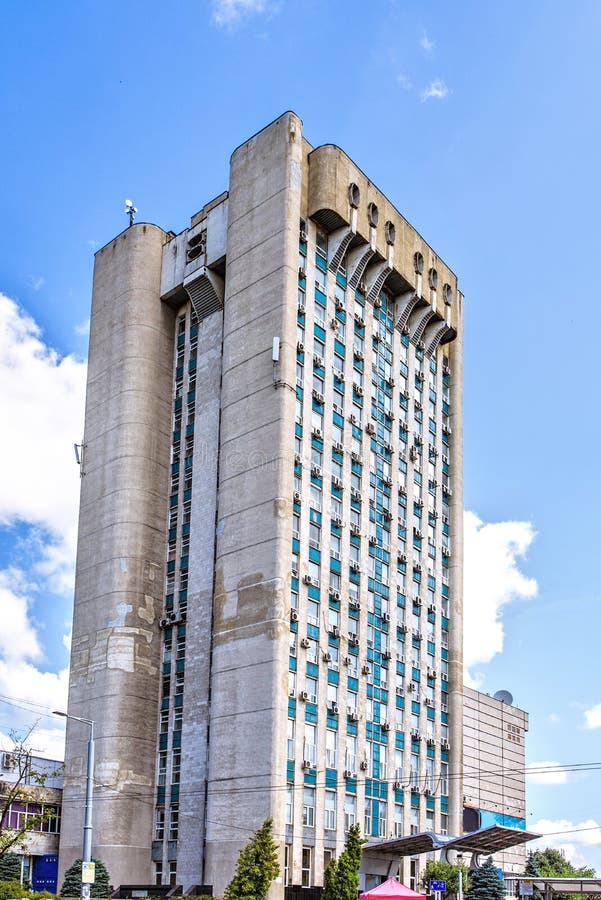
[[493, 689, 514, 705]]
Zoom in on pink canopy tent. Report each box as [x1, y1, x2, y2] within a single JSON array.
[[360, 877, 427, 900]]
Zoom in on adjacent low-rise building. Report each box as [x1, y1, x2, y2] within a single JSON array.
[[463, 687, 529, 875], [0, 750, 63, 892]]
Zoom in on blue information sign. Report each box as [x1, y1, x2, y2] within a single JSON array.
[[430, 881, 447, 892]]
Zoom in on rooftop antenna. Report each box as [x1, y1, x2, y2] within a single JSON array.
[[124, 199, 138, 227]]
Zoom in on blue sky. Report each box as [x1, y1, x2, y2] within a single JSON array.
[[1, 0, 600, 872]]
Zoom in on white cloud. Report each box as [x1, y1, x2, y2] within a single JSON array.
[[530, 818, 601, 871], [464, 511, 537, 682], [211, 0, 275, 27], [420, 30, 435, 52], [28, 276, 45, 292], [0, 292, 85, 760], [0, 573, 69, 759], [397, 72, 413, 91], [75, 318, 90, 337], [527, 761, 569, 785], [548, 712, 561, 725], [0, 721, 66, 763], [0, 570, 68, 760], [0, 293, 86, 591], [0, 569, 42, 664], [421, 79, 450, 101], [584, 702, 601, 729]]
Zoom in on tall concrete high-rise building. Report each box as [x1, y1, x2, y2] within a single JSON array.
[[59, 111, 464, 895]]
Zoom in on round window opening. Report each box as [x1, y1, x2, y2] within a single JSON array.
[[348, 183, 360, 209]]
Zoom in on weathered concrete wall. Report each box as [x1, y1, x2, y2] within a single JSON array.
[[203, 112, 302, 896], [448, 294, 464, 837], [307, 144, 459, 334], [59, 224, 174, 888], [176, 308, 223, 887]]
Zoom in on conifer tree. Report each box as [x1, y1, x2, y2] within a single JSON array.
[[323, 859, 341, 900], [321, 824, 364, 900], [60, 858, 111, 898], [223, 818, 280, 900], [523, 851, 543, 900], [466, 857, 504, 900], [0, 854, 22, 882]]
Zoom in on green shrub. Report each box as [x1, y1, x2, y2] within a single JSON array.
[[0, 884, 59, 900]]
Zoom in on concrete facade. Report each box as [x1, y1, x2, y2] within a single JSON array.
[[61, 112, 467, 895], [463, 687, 529, 875], [59, 224, 175, 888]]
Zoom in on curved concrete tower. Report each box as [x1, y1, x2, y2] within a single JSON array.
[[58, 223, 175, 888]]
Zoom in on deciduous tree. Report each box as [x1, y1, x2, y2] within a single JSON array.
[[525, 848, 595, 900], [421, 859, 471, 897], [529, 848, 594, 879], [0, 730, 61, 862]]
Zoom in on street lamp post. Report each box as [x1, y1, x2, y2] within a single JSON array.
[[54, 711, 95, 900], [457, 854, 464, 900]]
